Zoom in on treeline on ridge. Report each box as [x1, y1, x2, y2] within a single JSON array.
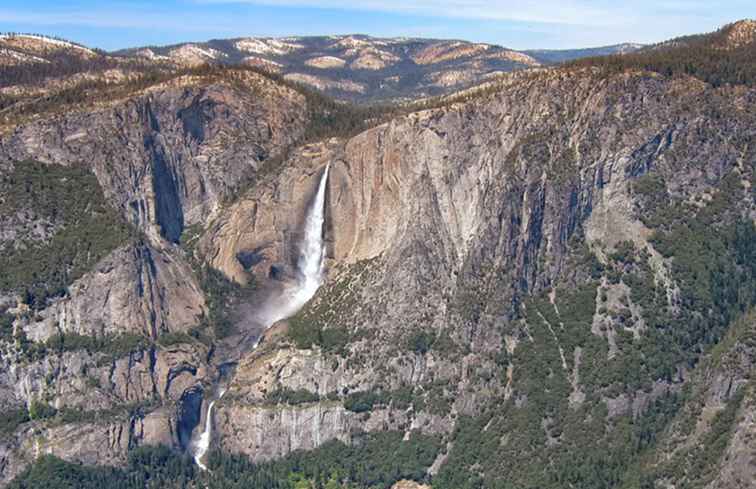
[[567, 22, 756, 88]]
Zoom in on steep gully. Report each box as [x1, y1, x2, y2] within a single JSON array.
[[192, 164, 331, 470]]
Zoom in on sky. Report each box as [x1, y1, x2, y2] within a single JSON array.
[[0, 1, 754, 51]]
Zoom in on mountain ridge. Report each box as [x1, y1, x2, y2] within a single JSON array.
[[1, 31, 642, 102]]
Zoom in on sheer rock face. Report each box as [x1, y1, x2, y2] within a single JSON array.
[[2, 64, 756, 484], [0, 74, 307, 243], [0, 74, 307, 483], [19, 243, 205, 342], [207, 69, 756, 462], [0, 408, 175, 485], [0, 340, 207, 484]]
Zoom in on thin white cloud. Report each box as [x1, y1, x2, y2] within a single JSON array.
[[0, 8, 234, 33], [196, 0, 637, 27]]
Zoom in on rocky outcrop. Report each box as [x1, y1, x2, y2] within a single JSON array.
[[19, 243, 205, 342], [0, 407, 175, 485], [0, 70, 310, 482], [3, 37, 756, 485], [201, 68, 755, 466], [217, 402, 353, 460], [0, 338, 208, 483], [0, 73, 308, 242]]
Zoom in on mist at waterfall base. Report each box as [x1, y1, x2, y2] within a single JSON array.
[[192, 164, 330, 470], [255, 164, 331, 328]]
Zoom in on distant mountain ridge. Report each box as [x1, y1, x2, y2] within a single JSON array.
[[0, 31, 642, 102], [113, 34, 542, 102], [523, 42, 644, 64]]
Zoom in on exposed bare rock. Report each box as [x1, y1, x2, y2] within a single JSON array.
[[19, 243, 205, 342], [234, 38, 304, 56], [167, 44, 227, 66], [0, 73, 308, 242], [0, 48, 48, 66], [115, 34, 541, 102], [284, 73, 367, 94], [646, 314, 756, 489], [305, 56, 347, 69], [198, 68, 756, 469], [0, 34, 96, 58], [0, 407, 175, 485], [391, 481, 431, 489], [424, 69, 480, 88], [242, 56, 283, 73], [486, 49, 540, 66], [349, 49, 400, 70], [411, 42, 492, 65], [217, 402, 352, 460], [719, 19, 756, 49]]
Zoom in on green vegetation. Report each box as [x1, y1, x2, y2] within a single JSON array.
[[406, 330, 435, 354], [343, 391, 383, 413], [13, 330, 150, 364], [288, 260, 375, 354], [196, 265, 248, 339], [568, 21, 756, 88], [8, 445, 196, 489], [0, 408, 30, 437], [181, 228, 251, 341], [52, 401, 159, 426], [45, 332, 149, 357], [266, 387, 321, 406], [636, 387, 747, 489], [343, 386, 417, 413], [433, 164, 756, 488], [10, 432, 442, 489], [206, 431, 442, 489], [156, 332, 196, 348], [0, 310, 14, 342], [1, 62, 394, 152], [28, 399, 57, 421], [0, 161, 132, 308]]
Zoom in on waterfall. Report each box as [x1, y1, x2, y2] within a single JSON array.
[[255, 164, 331, 327], [193, 388, 225, 471], [192, 164, 330, 470], [293, 163, 330, 308]]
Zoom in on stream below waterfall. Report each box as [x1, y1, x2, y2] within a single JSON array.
[[192, 164, 331, 469]]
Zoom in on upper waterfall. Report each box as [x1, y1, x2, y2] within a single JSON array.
[[293, 163, 330, 307], [254, 164, 331, 327], [193, 164, 331, 470]]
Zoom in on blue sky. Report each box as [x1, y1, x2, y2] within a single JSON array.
[[1, 1, 753, 51]]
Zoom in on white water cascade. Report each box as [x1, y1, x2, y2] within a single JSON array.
[[255, 163, 331, 327], [193, 388, 225, 470], [192, 164, 330, 470]]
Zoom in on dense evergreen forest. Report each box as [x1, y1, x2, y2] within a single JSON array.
[[568, 22, 756, 88], [9, 432, 442, 489], [0, 161, 132, 308]]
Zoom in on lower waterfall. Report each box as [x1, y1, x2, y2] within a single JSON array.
[[192, 164, 330, 470], [193, 389, 224, 470]]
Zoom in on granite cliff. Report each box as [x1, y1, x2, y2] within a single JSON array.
[[1, 20, 756, 489]]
